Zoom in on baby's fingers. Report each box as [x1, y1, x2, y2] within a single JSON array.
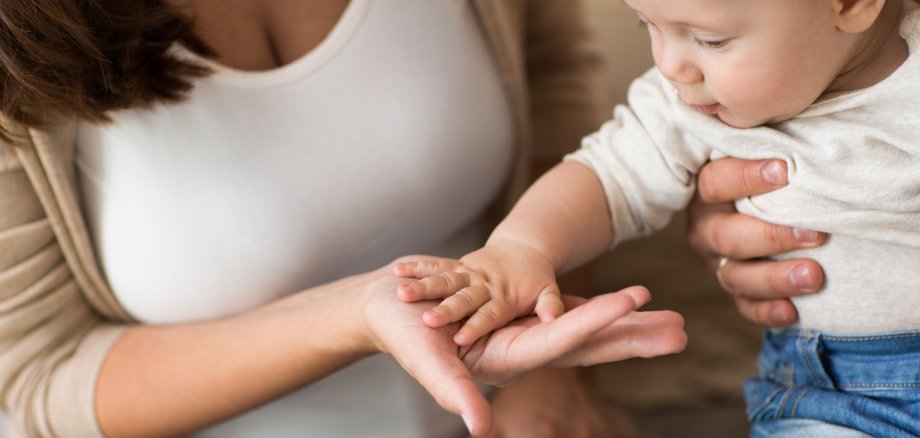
[[398, 272, 470, 302], [453, 299, 515, 347], [534, 285, 564, 322], [423, 286, 490, 328], [394, 259, 462, 278]]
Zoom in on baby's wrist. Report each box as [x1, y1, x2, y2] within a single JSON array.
[[485, 234, 559, 272]]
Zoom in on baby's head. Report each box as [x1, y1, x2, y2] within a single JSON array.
[[624, 0, 904, 128]]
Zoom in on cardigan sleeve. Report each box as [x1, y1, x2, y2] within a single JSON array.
[[524, 0, 609, 161], [0, 138, 125, 437]]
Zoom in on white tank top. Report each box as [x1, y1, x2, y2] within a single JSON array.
[[75, 1, 513, 436]]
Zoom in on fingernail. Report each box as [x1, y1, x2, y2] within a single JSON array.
[[792, 227, 818, 243], [771, 305, 793, 325], [762, 161, 787, 186], [790, 264, 815, 292], [462, 413, 473, 433]]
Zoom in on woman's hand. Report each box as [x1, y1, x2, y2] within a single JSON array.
[[485, 368, 637, 438], [687, 158, 826, 327], [361, 259, 686, 437]]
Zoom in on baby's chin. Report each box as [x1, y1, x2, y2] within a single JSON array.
[[716, 109, 796, 129]]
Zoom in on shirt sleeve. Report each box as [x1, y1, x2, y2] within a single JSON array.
[[566, 68, 712, 247], [0, 138, 125, 437]]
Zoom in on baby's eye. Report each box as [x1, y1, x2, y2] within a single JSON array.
[[694, 38, 729, 49]]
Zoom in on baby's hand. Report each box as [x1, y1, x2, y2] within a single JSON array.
[[394, 240, 564, 346]]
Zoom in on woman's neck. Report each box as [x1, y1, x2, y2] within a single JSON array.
[[168, 0, 350, 71]]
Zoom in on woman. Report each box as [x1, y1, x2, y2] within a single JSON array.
[[0, 0, 820, 437], [0, 1, 684, 437]]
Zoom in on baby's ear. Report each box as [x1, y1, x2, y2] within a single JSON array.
[[834, 0, 886, 33]]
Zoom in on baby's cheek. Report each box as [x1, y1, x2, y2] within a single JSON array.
[[720, 81, 799, 126]]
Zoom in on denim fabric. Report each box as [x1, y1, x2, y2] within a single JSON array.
[[751, 418, 872, 437], [744, 329, 920, 437]]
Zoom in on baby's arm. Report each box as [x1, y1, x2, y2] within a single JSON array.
[[396, 161, 614, 345]]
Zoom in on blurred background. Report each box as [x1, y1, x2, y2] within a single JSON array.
[[576, 1, 761, 436]]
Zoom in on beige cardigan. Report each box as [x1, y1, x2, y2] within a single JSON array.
[[0, 1, 607, 436]]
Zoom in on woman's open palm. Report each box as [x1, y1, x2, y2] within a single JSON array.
[[363, 259, 686, 437]]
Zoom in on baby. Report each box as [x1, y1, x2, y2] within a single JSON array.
[[397, 0, 920, 435]]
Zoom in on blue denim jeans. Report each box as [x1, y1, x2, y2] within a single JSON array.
[[744, 329, 920, 437]]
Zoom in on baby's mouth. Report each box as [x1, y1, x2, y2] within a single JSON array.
[[694, 103, 721, 115]]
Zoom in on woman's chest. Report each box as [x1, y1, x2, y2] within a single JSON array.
[[76, 0, 515, 324]]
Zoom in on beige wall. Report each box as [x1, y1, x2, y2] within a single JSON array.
[[585, 0, 654, 107]]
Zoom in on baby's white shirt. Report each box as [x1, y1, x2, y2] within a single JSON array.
[[569, 10, 920, 334]]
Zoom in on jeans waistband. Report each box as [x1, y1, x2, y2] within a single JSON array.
[[763, 328, 920, 393]]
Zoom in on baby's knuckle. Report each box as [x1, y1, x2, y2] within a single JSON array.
[[454, 289, 476, 307], [441, 273, 456, 290], [476, 306, 502, 324]]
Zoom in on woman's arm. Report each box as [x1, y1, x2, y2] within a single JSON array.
[[2, 224, 677, 438], [95, 260, 688, 438], [95, 270, 381, 437], [0, 144, 446, 437], [687, 158, 826, 326]]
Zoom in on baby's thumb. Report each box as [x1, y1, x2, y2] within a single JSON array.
[[535, 285, 564, 322]]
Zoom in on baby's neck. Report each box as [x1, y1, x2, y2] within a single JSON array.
[[828, 0, 911, 93]]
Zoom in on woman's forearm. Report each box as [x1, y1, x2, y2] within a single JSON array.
[[490, 161, 613, 273], [95, 273, 376, 438]]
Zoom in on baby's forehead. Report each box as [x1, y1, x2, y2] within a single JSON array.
[[621, 0, 757, 24], [623, 0, 813, 31]]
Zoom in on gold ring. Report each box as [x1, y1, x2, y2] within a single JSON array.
[[716, 256, 731, 292]]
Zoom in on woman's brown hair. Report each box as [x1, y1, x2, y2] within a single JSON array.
[[0, 0, 211, 141]]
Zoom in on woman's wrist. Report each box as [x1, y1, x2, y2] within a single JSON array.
[[328, 264, 417, 356], [273, 269, 385, 361]]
